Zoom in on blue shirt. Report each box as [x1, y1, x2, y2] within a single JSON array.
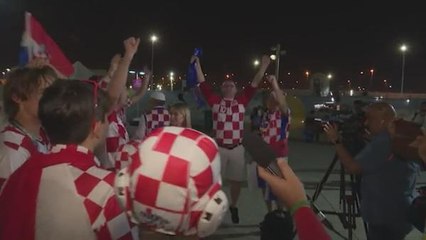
[[354, 131, 419, 225]]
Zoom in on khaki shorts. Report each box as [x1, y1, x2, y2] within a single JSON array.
[[219, 145, 246, 182]]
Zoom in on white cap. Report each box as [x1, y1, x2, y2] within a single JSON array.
[[150, 91, 166, 101]]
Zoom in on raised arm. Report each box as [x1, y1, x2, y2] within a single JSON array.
[[251, 55, 271, 88], [191, 56, 219, 106], [108, 37, 140, 106], [267, 75, 289, 114], [129, 67, 151, 105]]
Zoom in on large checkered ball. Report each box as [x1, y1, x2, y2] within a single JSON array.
[[128, 126, 226, 237]]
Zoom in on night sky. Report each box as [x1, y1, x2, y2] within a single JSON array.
[[1, 0, 425, 92]]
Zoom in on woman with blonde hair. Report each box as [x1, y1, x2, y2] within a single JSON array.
[[170, 102, 192, 128]]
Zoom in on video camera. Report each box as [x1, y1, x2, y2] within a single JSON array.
[[314, 102, 367, 154]]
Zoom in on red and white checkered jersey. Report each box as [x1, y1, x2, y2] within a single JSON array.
[[106, 111, 130, 169], [260, 109, 291, 157], [114, 140, 141, 172], [125, 127, 225, 236], [199, 82, 257, 146], [211, 99, 246, 145], [35, 145, 138, 240], [135, 106, 170, 140], [0, 123, 49, 188]]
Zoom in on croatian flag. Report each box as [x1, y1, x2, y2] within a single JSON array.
[[19, 12, 74, 77]]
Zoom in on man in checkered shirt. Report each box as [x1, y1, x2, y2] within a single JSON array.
[[134, 91, 170, 140], [0, 80, 138, 240], [258, 75, 291, 212], [0, 66, 57, 189], [192, 54, 271, 223]]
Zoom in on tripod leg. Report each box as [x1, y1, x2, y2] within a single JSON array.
[[312, 154, 339, 202]]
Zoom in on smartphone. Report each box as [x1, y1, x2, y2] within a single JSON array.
[[242, 129, 284, 178]]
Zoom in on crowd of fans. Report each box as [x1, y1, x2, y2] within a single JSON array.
[[0, 36, 425, 240]]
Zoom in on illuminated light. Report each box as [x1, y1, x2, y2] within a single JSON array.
[[204, 74, 207, 77], [406, 99, 410, 103], [400, 44, 407, 52], [151, 35, 158, 42], [287, 72, 291, 75], [129, 86, 133, 89], [370, 69, 374, 73], [327, 74, 332, 79], [170, 72, 174, 76], [331, 97, 335, 102], [349, 89, 354, 96], [384, 79, 387, 83], [389, 85, 392, 88], [305, 71, 309, 76], [360, 71, 364, 75], [129, 70, 136, 74], [301, 120, 305, 124], [330, 92, 333, 96], [380, 96, 384, 99], [253, 60, 259, 66], [347, 80, 351, 83], [1, 72, 5, 75], [156, 84, 162, 90], [226, 74, 230, 79], [6, 68, 11, 72], [139, 71, 145, 75], [270, 55, 277, 60]]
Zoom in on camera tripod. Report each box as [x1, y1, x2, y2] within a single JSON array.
[[309, 153, 367, 240]]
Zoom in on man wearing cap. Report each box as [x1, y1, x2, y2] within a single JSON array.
[[134, 91, 170, 140], [191, 55, 271, 223]]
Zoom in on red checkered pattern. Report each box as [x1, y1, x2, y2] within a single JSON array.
[[48, 145, 138, 240], [114, 140, 141, 172], [211, 99, 245, 146], [128, 127, 222, 236], [0, 124, 49, 188], [144, 107, 170, 137], [106, 111, 130, 168], [260, 109, 291, 157]]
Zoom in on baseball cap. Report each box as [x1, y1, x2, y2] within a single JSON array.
[[150, 91, 166, 101]]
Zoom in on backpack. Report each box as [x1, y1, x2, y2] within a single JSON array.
[[259, 210, 295, 240]]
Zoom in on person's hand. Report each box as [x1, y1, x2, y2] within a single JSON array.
[[143, 65, 152, 76], [123, 37, 140, 59], [323, 122, 340, 143], [266, 75, 279, 88], [257, 159, 307, 209], [190, 55, 199, 64], [260, 55, 271, 67]]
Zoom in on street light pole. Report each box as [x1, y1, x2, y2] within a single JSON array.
[[369, 69, 374, 91], [274, 44, 281, 80], [150, 35, 158, 88], [400, 44, 407, 94]]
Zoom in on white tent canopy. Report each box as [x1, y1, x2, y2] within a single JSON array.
[[71, 61, 94, 80]]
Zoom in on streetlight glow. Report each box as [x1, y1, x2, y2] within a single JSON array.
[[151, 35, 158, 43], [270, 55, 277, 60], [327, 74, 332, 79], [253, 60, 259, 66], [400, 44, 408, 94]]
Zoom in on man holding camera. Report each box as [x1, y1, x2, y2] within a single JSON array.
[[324, 102, 420, 240]]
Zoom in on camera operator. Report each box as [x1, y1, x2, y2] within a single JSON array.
[[324, 102, 420, 240]]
